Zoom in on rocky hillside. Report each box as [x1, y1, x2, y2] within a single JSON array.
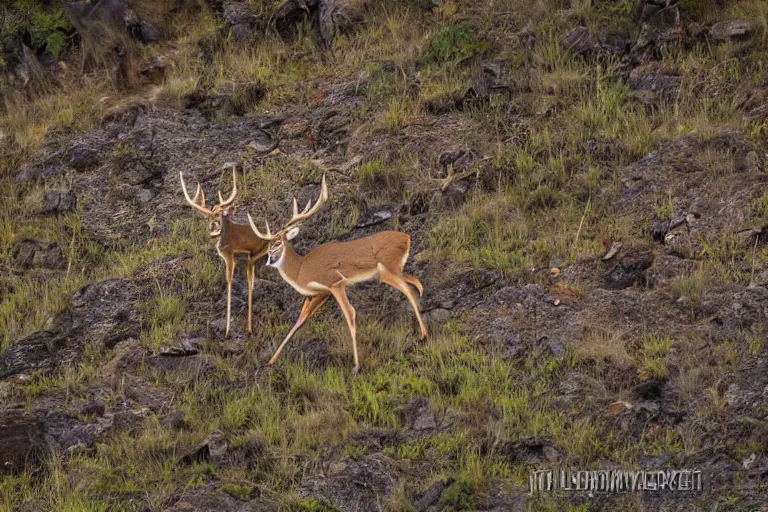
[[1, 0, 767, 510]]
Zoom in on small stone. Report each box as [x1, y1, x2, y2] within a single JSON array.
[[69, 146, 99, 171], [413, 404, 437, 431], [710, 19, 757, 41], [546, 338, 566, 358], [429, 308, 451, 324], [42, 190, 77, 214], [562, 26, 597, 55]]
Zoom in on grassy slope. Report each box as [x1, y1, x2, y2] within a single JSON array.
[[1, 0, 768, 510]]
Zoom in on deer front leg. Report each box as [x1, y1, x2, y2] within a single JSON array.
[[329, 286, 359, 374], [246, 261, 255, 334], [223, 255, 235, 338], [268, 294, 329, 366]]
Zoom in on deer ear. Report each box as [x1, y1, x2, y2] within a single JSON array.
[[286, 226, 300, 240]]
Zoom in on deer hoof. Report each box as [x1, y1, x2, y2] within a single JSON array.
[[352, 365, 361, 375]]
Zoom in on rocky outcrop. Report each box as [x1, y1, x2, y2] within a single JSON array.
[[0, 279, 139, 379]]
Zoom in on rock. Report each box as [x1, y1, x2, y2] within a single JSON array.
[[631, 1, 681, 64], [162, 411, 189, 431], [183, 430, 228, 466], [601, 252, 654, 290], [562, 26, 597, 56], [14, 239, 65, 270], [355, 209, 392, 228], [68, 145, 100, 171], [597, 27, 630, 55], [629, 62, 681, 101], [134, 20, 161, 43], [415, 479, 451, 511], [428, 308, 451, 324], [709, 19, 757, 42], [42, 190, 77, 214], [498, 437, 560, 465], [501, 332, 523, 360], [318, 0, 368, 47], [545, 337, 566, 358], [0, 410, 49, 475], [0, 279, 139, 379], [413, 404, 437, 431], [163, 483, 253, 512], [223, 1, 257, 44]]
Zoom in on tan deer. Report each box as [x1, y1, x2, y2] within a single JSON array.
[[246, 176, 428, 373], [179, 165, 268, 337]]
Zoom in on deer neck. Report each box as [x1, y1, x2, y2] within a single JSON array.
[[273, 242, 310, 294]]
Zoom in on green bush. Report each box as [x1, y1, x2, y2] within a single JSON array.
[[419, 23, 490, 68]]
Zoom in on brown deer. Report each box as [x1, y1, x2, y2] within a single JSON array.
[[179, 165, 268, 337], [246, 176, 428, 373]]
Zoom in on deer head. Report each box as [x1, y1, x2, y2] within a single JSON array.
[[247, 175, 328, 267], [179, 165, 239, 237]]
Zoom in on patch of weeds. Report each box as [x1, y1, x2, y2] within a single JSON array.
[[282, 497, 343, 512], [634, 334, 672, 381], [221, 482, 256, 500], [440, 476, 476, 510], [419, 24, 490, 68], [137, 292, 187, 352], [355, 158, 411, 199]]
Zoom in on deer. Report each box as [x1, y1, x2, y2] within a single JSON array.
[[246, 175, 428, 374], [179, 165, 269, 337]]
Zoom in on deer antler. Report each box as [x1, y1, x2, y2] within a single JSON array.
[[179, 166, 239, 216], [180, 171, 214, 216], [285, 174, 328, 228], [247, 214, 277, 241], [217, 165, 238, 208]]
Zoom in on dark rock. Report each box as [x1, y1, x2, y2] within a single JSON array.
[[439, 149, 465, 168], [562, 26, 597, 56], [709, 19, 757, 42], [597, 27, 630, 55], [545, 337, 566, 358], [14, 239, 65, 270], [631, 1, 681, 64], [415, 479, 452, 511], [0, 409, 49, 475], [42, 190, 77, 214], [501, 332, 523, 360], [318, 0, 367, 47], [68, 146, 100, 171], [0, 279, 139, 379], [355, 209, 392, 228], [601, 252, 654, 290], [223, 1, 256, 44], [135, 21, 161, 43], [650, 219, 670, 243], [629, 62, 681, 100], [162, 411, 189, 431], [497, 437, 560, 465]]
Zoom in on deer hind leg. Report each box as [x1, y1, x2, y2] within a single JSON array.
[[402, 274, 424, 296], [329, 286, 360, 374], [268, 294, 329, 366], [377, 263, 428, 340]]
